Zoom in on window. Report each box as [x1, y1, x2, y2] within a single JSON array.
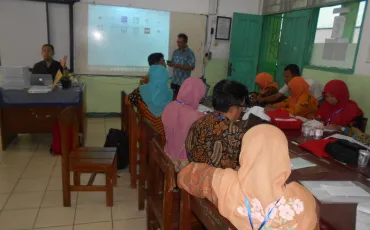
[[309, 1, 366, 70]]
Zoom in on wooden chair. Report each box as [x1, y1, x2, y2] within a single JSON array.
[[128, 105, 141, 189], [138, 118, 159, 210], [179, 190, 237, 230], [58, 106, 117, 207], [147, 138, 176, 229]]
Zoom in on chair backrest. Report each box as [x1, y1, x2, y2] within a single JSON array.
[[148, 138, 176, 230], [121, 90, 128, 132], [139, 117, 160, 179], [58, 106, 80, 167], [180, 190, 237, 230]]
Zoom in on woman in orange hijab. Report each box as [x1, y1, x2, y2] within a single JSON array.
[[251, 73, 279, 106], [255, 72, 279, 96], [267, 77, 318, 118], [178, 124, 318, 230]]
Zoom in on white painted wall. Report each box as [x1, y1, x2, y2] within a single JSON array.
[[355, 1, 370, 75], [79, 0, 209, 15], [48, 3, 71, 68]]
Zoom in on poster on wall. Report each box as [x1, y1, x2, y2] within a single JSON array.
[[215, 16, 232, 40]]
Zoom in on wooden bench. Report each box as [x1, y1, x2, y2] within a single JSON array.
[[179, 190, 237, 230], [127, 104, 140, 189], [138, 118, 159, 210]]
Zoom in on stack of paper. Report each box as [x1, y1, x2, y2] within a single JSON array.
[[0, 66, 30, 89], [301, 181, 370, 203], [291, 158, 317, 170], [28, 86, 52, 94]]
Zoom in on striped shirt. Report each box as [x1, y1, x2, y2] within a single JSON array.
[[125, 88, 166, 146]]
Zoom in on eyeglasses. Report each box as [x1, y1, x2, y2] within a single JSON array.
[[235, 104, 247, 111]]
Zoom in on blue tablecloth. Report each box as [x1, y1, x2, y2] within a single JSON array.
[[0, 84, 85, 106]]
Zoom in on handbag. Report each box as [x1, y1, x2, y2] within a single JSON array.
[[324, 139, 366, 165]]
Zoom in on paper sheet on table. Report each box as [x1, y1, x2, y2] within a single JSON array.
[[324, 128, 337, 132], [198, 104, 213, 113], [300, 181, 370, 204], [51, 70, 63, 89], [325, 134, 370, 149], [356, 203, 370, 230], [291, 158, 317, 169], [322, 185, 370, 197], [242, 106, 271, 121]]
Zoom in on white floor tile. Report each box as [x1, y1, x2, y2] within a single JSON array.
[[0, 178, 18, 193], [34, 226, 73, 230], [0, 208, 38, 230], [74, 222, 113, 230], [4, 191, 43, 210], [47, 177, 63, 191], [35, 206, 76, 228], [113, 218, 146, 230], [75, 204, 112, 224], [77, 191, 107, 205], [114, 186, 138, 203], [22, 164, 54, 179], [13, 177, 49, 193], [112, 201, 146, 221], [0, 193, 10, 210], [41, 190, 77, 207]]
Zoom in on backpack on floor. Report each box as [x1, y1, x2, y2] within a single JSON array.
[[104, 128, 129, 169]]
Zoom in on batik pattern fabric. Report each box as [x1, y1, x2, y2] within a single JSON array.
[[125, 88, 166, 146], [272, 93, 318, 118], [185, 112, 245, 170]]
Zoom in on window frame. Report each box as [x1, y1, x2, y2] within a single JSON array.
[[303, 0, 368, 74]]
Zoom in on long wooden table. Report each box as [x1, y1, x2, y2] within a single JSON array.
[[0, 86, 87, 150], [181, 127, 370, 230]]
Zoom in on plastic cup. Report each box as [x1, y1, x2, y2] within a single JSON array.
[[358, 150, 370, 167]]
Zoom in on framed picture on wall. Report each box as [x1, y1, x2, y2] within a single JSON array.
[[215, 16, 232, 40]]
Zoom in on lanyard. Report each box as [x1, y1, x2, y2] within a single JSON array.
[[327, 107, 345, 124], [212, 113, 227, 120], [244, 196, 281, 230], [176, 100, 185, 105]]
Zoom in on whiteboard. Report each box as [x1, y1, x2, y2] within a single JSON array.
[[0, 0, 48, 67], [73, 3, 206, 76]]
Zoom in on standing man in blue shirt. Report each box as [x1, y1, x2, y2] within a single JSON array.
[[168, 33, 196, 96]]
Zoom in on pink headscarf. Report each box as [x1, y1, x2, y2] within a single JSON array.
[[162, 77, 206, 160]]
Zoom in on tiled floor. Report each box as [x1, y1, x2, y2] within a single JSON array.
[[0, 118, 146, 230]]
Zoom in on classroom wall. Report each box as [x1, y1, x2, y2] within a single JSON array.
[[75, 0, 262, 113]]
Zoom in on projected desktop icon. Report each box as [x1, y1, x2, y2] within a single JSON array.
[[144, 28, 151, 34], [121, 28, 128, 33], [121, 16, 127, 23], [133, 17, 140, 24]]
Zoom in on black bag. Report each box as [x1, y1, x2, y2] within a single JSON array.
[[324, 139, 366, 165], [104, 128, 129, 169]]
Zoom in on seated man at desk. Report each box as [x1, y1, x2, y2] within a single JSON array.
[[32, 44, 68, 81]]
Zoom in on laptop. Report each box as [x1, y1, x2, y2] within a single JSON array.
[[30, 74, 53, 86]]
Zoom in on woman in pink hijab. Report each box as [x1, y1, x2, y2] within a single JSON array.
[[162, 77, 206, 172], [178, 124, 318, 230]]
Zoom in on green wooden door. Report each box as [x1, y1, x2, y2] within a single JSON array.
[[258, 15, 283, 90], [228, 13, 263, 90], [276, 10, 313, 87]]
